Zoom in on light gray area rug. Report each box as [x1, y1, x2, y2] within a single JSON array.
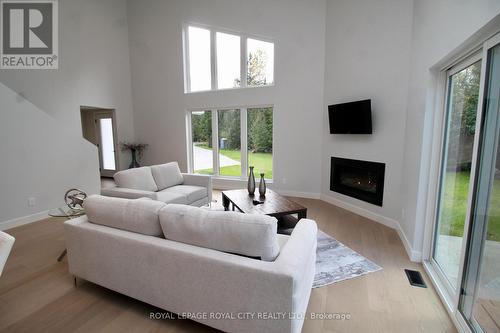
[[313, 230, 382, 288]]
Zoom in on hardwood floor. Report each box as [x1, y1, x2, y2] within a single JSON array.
[[474, 298, 500, 332], [0, 192, 456, 333]]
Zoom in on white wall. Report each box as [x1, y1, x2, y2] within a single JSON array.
[[0, 83, 100, 226], [401, 0, 500, 256], [0, 0, 135, 225], [0, 0, 135, 172], [322, 0, 414, 225], [127, 0, 326, 196]]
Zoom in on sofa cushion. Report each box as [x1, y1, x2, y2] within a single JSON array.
[[84, 195, 165, 236], [156, 190, 188, 205], [159, 204, 280, 261], [114, 167, 158, 192], [150, 162, 184, 191], [161, 185, 207, 204]]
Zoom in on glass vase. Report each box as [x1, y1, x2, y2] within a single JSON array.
[[248, 166, 255, 195], [259, 173, 266, 197]]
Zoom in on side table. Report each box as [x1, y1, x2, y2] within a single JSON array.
[[48, 206, 85, 262]]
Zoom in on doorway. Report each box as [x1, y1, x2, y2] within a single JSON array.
[[426, 32, 500, 333], [80, 107, 119, 178]]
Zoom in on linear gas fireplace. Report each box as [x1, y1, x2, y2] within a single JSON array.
[[330, 157, 385, 206]]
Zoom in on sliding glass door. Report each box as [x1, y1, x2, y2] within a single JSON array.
[[429, 32, 500, 333], [459, 39, 500, 333], [433, 57, 482, 289]]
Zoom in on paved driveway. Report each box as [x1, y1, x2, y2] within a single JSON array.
[[193, 145, 240, 170]]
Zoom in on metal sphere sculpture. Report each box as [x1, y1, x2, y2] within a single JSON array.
[[64, 189, 87, 210]]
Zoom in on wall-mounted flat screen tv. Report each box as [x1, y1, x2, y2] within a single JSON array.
[[328, 99, 372, 134]]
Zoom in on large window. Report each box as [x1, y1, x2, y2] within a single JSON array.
[[186, 26, 211, 92], [190, 110, 213, 174], [218, 109, 242, 177], [216, 32, 240, 89], [247, 38, 274, 87], [248, 107, 273, 179], [189, 107, 273, 179], [184, 25, 274, 92]]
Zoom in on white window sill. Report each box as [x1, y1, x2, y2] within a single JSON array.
[[185, 83, 275, 95], [204, 175, 273, 184]]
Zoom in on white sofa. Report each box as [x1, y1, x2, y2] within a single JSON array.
[[0, 231, 15, 276], [101, 162, 212, 206], [65, 195, 317, 333]]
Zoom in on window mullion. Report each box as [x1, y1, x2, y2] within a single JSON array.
[[186, 112, 193, 172], [212, 109, 219, 176], [184, 26, 191, 93], [211, 30, 217, 90], [241, 108, 248, 178], [241, 36, 247, 88]]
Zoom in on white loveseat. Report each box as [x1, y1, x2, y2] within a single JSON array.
[[65, 195, 317, 333], [0, 231, 15, 276], [101, 162, 212, 206]]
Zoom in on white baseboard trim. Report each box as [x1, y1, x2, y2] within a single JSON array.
[[396, 224, 422, 262], [0, 210, 49, 231], [320, 194, 421, 262], [320, 194, 399, 229]]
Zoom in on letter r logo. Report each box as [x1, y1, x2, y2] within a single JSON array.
[[2, 1, 53, 54]]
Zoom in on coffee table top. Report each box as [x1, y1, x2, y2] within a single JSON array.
[[222, 189, 306, 218]]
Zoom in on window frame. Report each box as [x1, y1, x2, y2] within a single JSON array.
[[423, 50, 486, 318], [183, 23, 275, 93], [420, 31, 500, 333], [430, 51, 483, 297], [186, 105, 274, 181]]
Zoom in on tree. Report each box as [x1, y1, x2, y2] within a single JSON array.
[[446, 61, 481, 171], [249, 108, 273, 153], [247, 49, 268, 86], [192, 111, 212, 147], [218, 110, 240, 150], [449, 62, 481, 137]]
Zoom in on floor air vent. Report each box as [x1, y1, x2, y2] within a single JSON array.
[[404, 269, 427, 288]]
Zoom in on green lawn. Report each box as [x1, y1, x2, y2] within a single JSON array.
[[440, 171, 500, 241], [194, 144, 272, 179]]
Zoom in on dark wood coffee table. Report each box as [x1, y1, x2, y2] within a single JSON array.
[[221, 189, 307, 233]]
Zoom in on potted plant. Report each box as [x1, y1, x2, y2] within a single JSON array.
[[120, 142, 148, 168]]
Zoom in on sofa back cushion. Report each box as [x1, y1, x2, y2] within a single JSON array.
[[150, 162, 184, 190], [84, 195, 165, 236], [114, 167, 158, 192], [159, 204, 280, 261]]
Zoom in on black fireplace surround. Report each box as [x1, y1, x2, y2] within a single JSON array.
[[330, 157, 385, 206]]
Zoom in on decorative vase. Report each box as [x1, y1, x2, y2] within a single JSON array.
[[259, 173, 266, 197], [247, 166, 256, 195], [129, 149, 140, 168]]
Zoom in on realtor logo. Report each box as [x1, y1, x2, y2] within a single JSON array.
[[1, 0, 58, 69]]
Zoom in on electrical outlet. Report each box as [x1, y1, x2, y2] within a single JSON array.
[[28, 197, 36, 207], [282, 178, 287, 184]]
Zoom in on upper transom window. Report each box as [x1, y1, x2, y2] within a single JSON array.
[[184, 25, 274, 93]]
